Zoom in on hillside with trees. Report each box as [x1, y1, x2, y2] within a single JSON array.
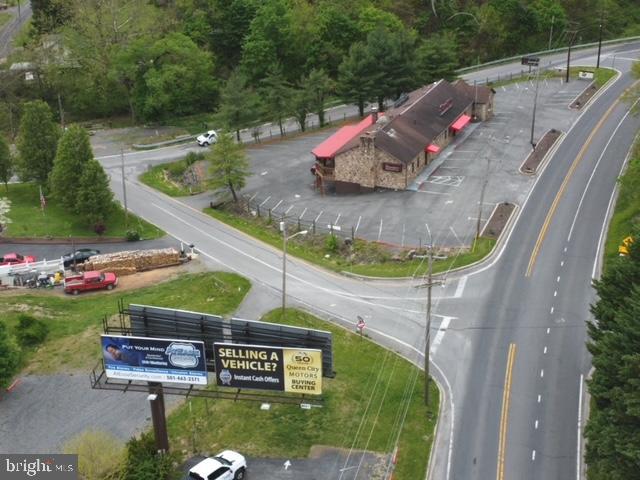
[[1, 0, 639, 135]]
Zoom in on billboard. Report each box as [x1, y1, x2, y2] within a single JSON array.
[[213, 343, 322, 395], [101, 335, 207, 385]]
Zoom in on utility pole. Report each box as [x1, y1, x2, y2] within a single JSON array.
[[530, 65, 541, 149], [120, 147, 128, 228], [566, 30, 578, 83], [596, 17, 603, 69], [425, 243, 432, 406]]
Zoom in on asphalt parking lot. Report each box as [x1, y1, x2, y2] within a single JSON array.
[[210, 77, 589, 249]]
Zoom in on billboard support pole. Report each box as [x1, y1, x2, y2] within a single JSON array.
[[148, 382, 170, 452]]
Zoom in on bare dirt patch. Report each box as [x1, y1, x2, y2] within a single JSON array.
[[570, 81, 597, 109], [520, 129, 563, 175], [481, 202, 516, 240]]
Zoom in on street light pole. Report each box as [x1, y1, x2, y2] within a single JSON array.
[[530, 65, 541, 149], [281, 225, 308, 318], [425, 242, 433, 406], [120, 146, 128, 228], [566, 30, 577, 83]]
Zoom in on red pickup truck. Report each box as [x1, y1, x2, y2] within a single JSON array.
[[64, 271, 118, 295], [1, 252, 36, 266]]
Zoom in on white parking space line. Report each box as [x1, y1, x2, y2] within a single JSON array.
[[259, 196, 271, 207], [377, 219, 383, 241], [285, 205, 293, 214], [249, 193, 258, 202], [401, 224, 405, 247], [315, 210, 323, 223], [334, 213, 341, 225], [272, 199, 283, 211], [355, 215, 362, 233], [416, 189, 451, 195], [298, 207, 307, 220]]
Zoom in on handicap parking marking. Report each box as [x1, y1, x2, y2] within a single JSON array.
[[426, 175, 465, 187]]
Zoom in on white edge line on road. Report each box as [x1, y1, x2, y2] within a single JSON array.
[[577, 373, 584, 480], [466, 68, 623, 279], [592, 128, 640, 279], [430, 316, 453, 353], [567, 100, 639, 242]]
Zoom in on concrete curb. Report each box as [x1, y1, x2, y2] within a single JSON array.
[[132, 134, 196, 150], [519, 129, 566, 176]]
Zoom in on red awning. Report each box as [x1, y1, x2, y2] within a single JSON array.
[[426, 144, 440, 153], [311, 114, 379, 159], [450, 114, 472, 132]]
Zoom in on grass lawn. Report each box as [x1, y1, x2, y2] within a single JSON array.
[[1, 183, 164, 239], [1, 272, 251, 373], [0, 12, 11, 28], [167, 309, 437, 480], [139, 162, 205, 197], [603, 134, 640, 268], [205, 206, 495, 277]]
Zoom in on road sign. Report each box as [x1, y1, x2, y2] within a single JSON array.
[[521, 56, 540, 67]]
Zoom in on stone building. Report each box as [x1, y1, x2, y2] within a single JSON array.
[[311, 79, 495, 193]]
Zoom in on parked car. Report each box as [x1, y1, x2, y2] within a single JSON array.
[[62, 248, 100, 269], [63, 271, 118, 295], [196, 130, 218, 147], [188, 451, 246, 480], [0, 252, 36, 266]]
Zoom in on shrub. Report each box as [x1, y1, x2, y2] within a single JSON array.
[[15, 314, 48, 347], [94, 222, 106, 235], [325, 234, 339, 253], [185, 151, 204, 166], [126, 229, 140, 242], [0, 321, 20, 388], [166, 160, 187, 178], [63, 430, 124, 480], [120, 433, 177, 480]]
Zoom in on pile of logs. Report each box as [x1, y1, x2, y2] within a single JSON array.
[[80, 248, 181, 276]]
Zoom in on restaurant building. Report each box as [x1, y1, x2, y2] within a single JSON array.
[[311, 79, 495, 193]]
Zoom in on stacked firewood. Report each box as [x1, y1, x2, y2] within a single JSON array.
[[80, 248, 181, 276]]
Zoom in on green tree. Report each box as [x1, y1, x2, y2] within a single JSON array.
[[291, 86, 311, 133], [217, 70, 261, 142], [207, 132, 250, 203], [260, 64, 293, 137], [120, 433, 176, 480], [415, 33, 459, 83], [337, 42, 375, 117], [304, 68, 333, 128], [49, 125, 93, 209], [0, 135, 12, 192], [16, 100, 60, 187], [0, 321, 21, 389], [136, 33, 218, 120], [75, 159, 114, 230], [31, 0, 72, 34], [356, 5, 404, 38]]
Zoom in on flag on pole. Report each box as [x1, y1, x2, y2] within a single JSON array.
[[39, 186, 46, 211]]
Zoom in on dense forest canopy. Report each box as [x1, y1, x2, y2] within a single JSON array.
[[1, 0, 639, 129]]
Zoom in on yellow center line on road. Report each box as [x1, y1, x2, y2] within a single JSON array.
[[525, 89, 628, 277], [497, 343, 517, 480]]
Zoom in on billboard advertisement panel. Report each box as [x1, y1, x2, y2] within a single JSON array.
[[101, 335, 207, 385], [213, 343, 322, 395]]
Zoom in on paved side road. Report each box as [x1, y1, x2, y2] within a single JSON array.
[[0, 374, 181, 453]]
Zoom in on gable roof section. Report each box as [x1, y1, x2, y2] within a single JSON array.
[[453, 79, 495, 104], [312, 114, 377, 159], [375, 80, 473, 163]]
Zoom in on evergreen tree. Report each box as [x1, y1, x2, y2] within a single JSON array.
[[304, 69, 333, 128], [0, 135, 12, 192], [260, 64, 292, 137], [337, 42, 375, 117], [0, 321, 21, 389], [217, 70, 262, 142], [16, 101, 60, 187], [49, 125, 93, 209], [207, 132, 250, 203], [415, 33, 459, 83], [75, 159, 114, 230], [291, 87, 311, 133]]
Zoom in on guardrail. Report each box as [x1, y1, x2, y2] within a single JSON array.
[[456, 35, 640, 75], [0, 258, 63, 286]]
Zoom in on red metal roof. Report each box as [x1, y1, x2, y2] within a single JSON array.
[[425, 144, 440, 153], [451, 114, 471, 132], [312, 114, 378, 159]]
